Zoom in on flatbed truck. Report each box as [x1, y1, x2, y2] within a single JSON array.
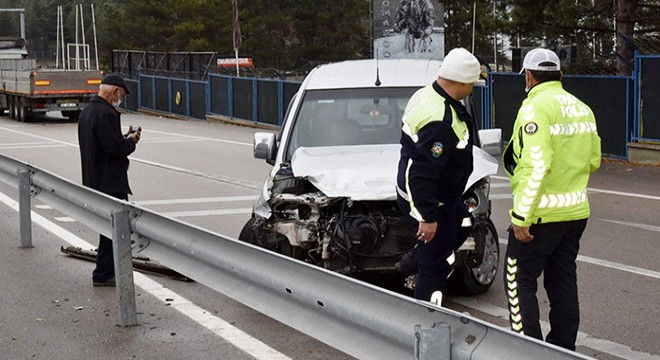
[[0, 8, 103, 121]]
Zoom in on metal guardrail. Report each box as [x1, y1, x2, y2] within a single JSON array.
[[0, 153, 594, 360]]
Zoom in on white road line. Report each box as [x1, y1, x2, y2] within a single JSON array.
[[0, 144, 67, 150], [132, 128, 252, 147], [450, 296, 660, 360], [492, 175, 660, 201], [141, 138, 205, 144], [0, 191, 292, 360], [498, 238, 660, 280], [136, 195, 259, 206], [162, 208, 253, 218], [598, 219, 660, 233], [0, 125, 262, 190], [0, 141, 58, 146], [489, 193, 512, 199], [129, 158, 262, 190], [0, 126, 79, 147]]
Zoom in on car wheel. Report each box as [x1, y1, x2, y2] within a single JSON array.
[[238, 217, 292, 255], [449, 219, 499, 295]]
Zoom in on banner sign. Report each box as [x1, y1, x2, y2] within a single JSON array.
[[372, 0, 445, 60], [217, 57, 253, 68]]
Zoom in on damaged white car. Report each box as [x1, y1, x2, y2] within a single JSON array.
[[239, 59, 501, 294]]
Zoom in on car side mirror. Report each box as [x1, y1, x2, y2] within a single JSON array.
[[478, 128, 502, 156], [254, 132, 277, 165]]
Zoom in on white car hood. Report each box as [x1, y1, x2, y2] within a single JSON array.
[[290, 144, 500, 201], [291, 145, 400, 200]]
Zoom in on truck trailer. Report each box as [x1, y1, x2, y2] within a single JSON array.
[[0, 9, 103, 121]]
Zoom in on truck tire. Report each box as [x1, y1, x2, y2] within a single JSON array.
[[8, 95, 16, 120], [17, 101, 31, 122], [449, 219, 499, 295], [16, 100, 24, 122]]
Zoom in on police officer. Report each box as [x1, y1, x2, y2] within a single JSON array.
[[503, 48, 601, 350], [396, 48, 481, 302]]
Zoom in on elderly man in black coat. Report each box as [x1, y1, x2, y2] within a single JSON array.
[[78, 74, 141, 286]]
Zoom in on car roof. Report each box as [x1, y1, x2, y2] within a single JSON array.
[[303, 59, 442, 90]]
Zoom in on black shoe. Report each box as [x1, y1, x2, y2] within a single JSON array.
[[395, 252, 418, 276], [93, 277, 116, 287]]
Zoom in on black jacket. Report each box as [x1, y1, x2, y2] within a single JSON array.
[[397, 82, 474, 222], [78, 95, 136, 195]]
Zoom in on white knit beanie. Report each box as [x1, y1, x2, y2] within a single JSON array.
[[438, 48, 481, 84]]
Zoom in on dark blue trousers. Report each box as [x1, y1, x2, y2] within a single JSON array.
[[92, 192, 128, 283], [504, 219, 587, 351], [397, 196, 468, 301]]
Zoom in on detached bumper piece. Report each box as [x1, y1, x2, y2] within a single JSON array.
[[60, 246, 191, 281]]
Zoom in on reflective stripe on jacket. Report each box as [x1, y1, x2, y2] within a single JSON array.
[[397, 82, 473, 223], [503, 81, 601, 226]]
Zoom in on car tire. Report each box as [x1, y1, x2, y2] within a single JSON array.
[[449, 219, 499, 295], [238, 217, 292, 255]]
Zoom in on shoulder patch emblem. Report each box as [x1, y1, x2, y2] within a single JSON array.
[[524, 122, 538, 135], [431, 142, 444, 158]]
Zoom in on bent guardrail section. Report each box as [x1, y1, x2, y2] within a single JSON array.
[[0, 153, 593, 360]]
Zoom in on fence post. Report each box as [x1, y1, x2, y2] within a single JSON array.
[[17, 169, 32, 248], [414, 323, 451, 360], [111, 209, 137, 326]]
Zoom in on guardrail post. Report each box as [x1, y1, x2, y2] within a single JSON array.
[[18, 169, 32, 248], [111, 209, 137, 326], [414, 323, 451, 360]]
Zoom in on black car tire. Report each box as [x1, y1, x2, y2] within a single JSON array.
[[449, 219, 499, 295], [238, 216, 294, 256]]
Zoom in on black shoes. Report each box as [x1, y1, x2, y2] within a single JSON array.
[[93, 277, 116, 287], [395, 252, 418, 276]]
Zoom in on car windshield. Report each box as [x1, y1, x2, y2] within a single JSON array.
[[285, 87, 418, 160]]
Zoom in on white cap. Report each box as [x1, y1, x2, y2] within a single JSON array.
[[438, 48, 481, 84], [520, 48, 561, 74]]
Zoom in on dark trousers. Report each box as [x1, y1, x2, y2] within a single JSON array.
[[92, 192, 128, 282], [504, 219, 587, 351], [397, 196, 469, 301]]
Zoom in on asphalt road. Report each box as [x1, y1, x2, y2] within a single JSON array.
[[0, 111, 658, 360]]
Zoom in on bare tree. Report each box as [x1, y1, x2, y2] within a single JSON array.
[[616, 0, 638, 75]]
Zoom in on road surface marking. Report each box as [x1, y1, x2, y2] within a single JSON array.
[[450, 296, 660, 360], [0, 191, 292, 360], [499, 238, 660, 280], [135, 195, 259, 206], [162, 208, 253, 218]]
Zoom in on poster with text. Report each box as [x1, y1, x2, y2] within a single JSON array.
[[373, 0, 445, 60]]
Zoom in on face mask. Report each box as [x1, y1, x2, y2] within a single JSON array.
[[112, 90, 123, 107], [524, 72, 531, 93]]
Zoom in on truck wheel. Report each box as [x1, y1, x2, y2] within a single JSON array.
[[449, 219, 499, 295], [18, 105, 32, 122], [8, 96, 16, 120], [16, 98, 30, 122]]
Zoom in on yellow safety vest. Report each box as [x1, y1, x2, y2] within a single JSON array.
[[503, 81, 601, 227]]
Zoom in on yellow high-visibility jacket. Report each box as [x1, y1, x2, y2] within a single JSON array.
[[503, 81, 601, 227]]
